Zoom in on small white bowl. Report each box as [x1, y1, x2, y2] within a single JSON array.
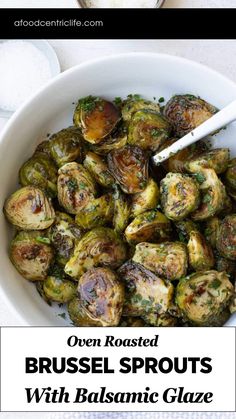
[[0, 40, 60, 119], [0, 52, 236, 326]]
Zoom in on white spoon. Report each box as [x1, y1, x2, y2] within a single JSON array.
[[152, 99, 236, 165]]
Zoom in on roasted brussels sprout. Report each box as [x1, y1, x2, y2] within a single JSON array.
[[187, 230, 214, 271], [43, 265, 77, 303], [69, 267, 124, 326], [83, 151, 114, 188], [164, 94, 218, 138], [225, 158, 236, 190], [19, 152, 58, 198], [133, 242, 188, 281], [119, 260, 174, 317], [176, 270, 234, 326], [143, 312, 177, 327], [75, 194, 114, 230], [128, 110, 171, 152], [57, 162, 97, 214], [48, 212, 83, 266], [204, 217, 220, 248], [91, 135, 127, 155], [65, 227, 127, 279], [191, 168, 226, 221], [4, 186, 55, 230], [130, 178, 159, 218], [185, 148, 229, 175], [48, 127, 83, 167], [121, 96, 160, 122], [74, 96, 120, 144], [175, 219, 199, 242], [216, 214, 236, 260], [160, 139, 208, 173], [10, 231, 54, 281], [125, 210, 171, 245], [108, 145, 148, 194], [112, 186, 130, 233], [119, 317, 146, 327], [160, 173, 200, 221]]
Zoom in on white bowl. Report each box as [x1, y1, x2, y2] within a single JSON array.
[[0, 52, 236, 326]]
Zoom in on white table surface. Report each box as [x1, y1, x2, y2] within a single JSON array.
[[1, 39, 236, 419]]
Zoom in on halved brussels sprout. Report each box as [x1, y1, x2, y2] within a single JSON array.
[[143, 312, 177, 327], [57, 162, 97, 214], [43, 265, 77, 303], [160, 173, 200, 221], [187, 230, 215, 271], [204, 217, 220, 248], [176, 270, 234, 326], [133, 242, 188, 281], [4, 186, 55, 230], [128, 110, 171, 152], [125, 210, 171, 245], [216, 256, 236, 278], [10, 231, 54, 281], [75, 194, 114, 230], [225, 158, 236, 190], [65, 227, 127, 279], [121, 96, 160, 122], [119, 317, 146, 327], [191, 168, 226, 221], [73, 96, 120, 144], [119, 260, 174, 317], [48, 211, 83, 266], [48, 126, 84, 167], [164, 94, 218, 138], [19, 152, 58, 198], [185, 148, 229, 175], [91, 135, 127, 155], [108, 145, 149, 194], [112, 186, 130, 233], [69, 267, 124, 326], [130, 178, 159, 218], [216, 214, 236, 260], [83, 151, 114, 188], [175, 219, 199, 243], [160, 139, 208, 173]]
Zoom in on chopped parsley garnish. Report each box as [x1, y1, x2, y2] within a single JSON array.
[[209, 278, 221, 289], [78, 96, 100, 112], [158, 97, 165, 103], [67, 178, 78, 192]]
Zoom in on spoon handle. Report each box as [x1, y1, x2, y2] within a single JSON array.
[[152, 99, 236, 165]]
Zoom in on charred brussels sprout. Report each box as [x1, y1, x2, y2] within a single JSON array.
[[43, 265, 76, 303], [121, 96, 160, 122], [191, 168, 226, 221], [164, 94, 218, 138], [48, 127, 83, 167], [49, 212, 83, 266], [128, 110, 171, 152], [119, 260, 173, 317], [130, 178, 159, 218], [176, 270, 234, 326], [57, 162, 97, 214], [4, 186, 55, 230], [125, 210, 171, 245], [160, 173, 200, 221], [10, 231, 54, 281], [108, 145, 148, 194], [204, 217, 220, 248], [69, 267, 124, 326], [75, 194, 114, 230], [133, 242, 188, 281], [225, 158, 236, 190], [91, 135, 127, 155], [175, 219, 199, 243], [19, 152, 58, 198], [74, 96, 120, 144], [112, 186, 130, 233], [216, 215, 236, 260], [185, 148, 229, 175], [65, 227, 127, 279], [83, 152, 114, 188], [187, 231, 215, 271]]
